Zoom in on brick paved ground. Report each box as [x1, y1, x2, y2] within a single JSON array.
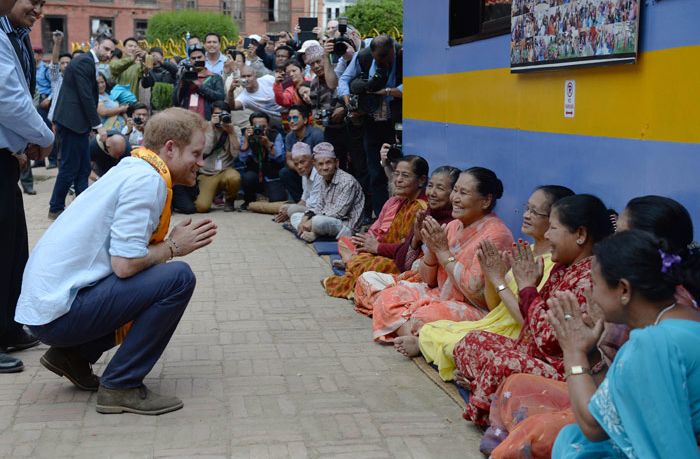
[[1, 170, 483, 458]]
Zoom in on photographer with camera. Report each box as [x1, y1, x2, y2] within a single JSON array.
[[194, 101, 241, 213], [280, 105, 324, 202], [122, 103, 150, 147], [337, 35, 402, 218], [141, 47, 178, 110], [173, 44, 225, 121], [238, 111, 287, 208], [109, 37, 146, 102], [303, 42, 361, 174]]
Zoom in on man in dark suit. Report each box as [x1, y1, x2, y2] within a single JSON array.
[[48, 33, 114, 219]]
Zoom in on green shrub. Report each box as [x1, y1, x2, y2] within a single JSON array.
[[151, 82, 174, 111], [345, 0, 403, 37], [146, 10, 238, 43]]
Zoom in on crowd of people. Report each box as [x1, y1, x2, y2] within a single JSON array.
[[22, 17, 400, 221], [1, 0, 699, 456]]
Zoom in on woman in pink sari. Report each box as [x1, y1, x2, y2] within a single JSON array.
[[371, 167, 513, 343]]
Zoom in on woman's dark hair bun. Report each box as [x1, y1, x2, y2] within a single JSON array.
[[463, 166, 503, 210]]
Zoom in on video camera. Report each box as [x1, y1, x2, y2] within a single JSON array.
[[181, 60, 205, 81], [349, 66, 389, 96], [330, 18, 354, 59]]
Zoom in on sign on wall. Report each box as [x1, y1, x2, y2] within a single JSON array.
[[510, 0, 641, 73]]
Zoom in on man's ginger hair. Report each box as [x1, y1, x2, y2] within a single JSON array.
[[143, 108, 208, 152]]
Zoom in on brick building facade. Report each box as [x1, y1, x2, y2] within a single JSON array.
[[29, 0, 321, 53]]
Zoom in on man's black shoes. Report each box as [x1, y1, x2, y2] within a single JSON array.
[[0, 328, 39, 353], [40, 347, 100, 391], [0, 353, 23, 373]]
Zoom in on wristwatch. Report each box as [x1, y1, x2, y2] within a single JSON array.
[[385, 88, 391, 96], [496, 284, 508, 293], [445, 256, 456, 266], [564, 365, 591, 379]]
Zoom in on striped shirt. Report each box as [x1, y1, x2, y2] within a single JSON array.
[[0, 16, 31, 88]]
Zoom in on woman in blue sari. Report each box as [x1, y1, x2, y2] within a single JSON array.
[[550, 229, 700, 458]]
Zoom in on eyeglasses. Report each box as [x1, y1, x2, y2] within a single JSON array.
[[522, 204, 549, 218], [288, 115, 301, 122]]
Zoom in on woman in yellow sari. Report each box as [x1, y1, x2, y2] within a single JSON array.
[[396, 186, 574, 381], [323, 156, 429, 299]]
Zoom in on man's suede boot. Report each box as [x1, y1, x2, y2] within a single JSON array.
[[96, 385, 183, 415]]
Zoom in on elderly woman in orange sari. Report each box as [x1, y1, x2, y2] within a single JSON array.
[[323, 156, 429, 299], [353, 166, 460, 316], [371, 167, 514, 343]]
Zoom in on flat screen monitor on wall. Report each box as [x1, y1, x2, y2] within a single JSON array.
[[510, 0, 641, 73]]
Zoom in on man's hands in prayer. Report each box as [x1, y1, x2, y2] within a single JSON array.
[[169, 218, 218, 256]]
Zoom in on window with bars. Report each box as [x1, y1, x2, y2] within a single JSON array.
[[185, 0, 197, 8], [232, 0, 243, 19], [449, 0, 512, 45], [134, 20, 148, 39], [221, 0, 232, 15]]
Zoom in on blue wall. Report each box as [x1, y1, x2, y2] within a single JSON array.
[[403, 0, 700, 239]]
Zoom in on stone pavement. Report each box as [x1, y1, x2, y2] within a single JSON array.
[[2, 170, 483, 458]]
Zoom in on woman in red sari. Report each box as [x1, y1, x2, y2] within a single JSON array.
[[483, 195, 696, 459], [371, 167, 514, 343], [452, 194, 615, 426]]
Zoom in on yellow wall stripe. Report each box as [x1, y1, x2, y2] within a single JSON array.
[[404, 45, 700, 144]]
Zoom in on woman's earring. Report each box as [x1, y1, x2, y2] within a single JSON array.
[[620, 296, 628, 305]]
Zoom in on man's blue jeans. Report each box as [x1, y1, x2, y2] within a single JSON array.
[[30, 262, 196, 389]]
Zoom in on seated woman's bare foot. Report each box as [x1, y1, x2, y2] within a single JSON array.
[[453, 369, 469, 388], [332, 259, 345, 269], [394, 336, 421, 358]]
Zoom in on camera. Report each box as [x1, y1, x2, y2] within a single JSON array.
[[252, 124, 265, 136], [330, 17, 353, 58], [386, 144, 402, 162], [386, 122, 403, 162], [316, 109, 332, 127], [239, 78, 249, 87], [215, 111, 232, 128], [133, 116, 144, 126]]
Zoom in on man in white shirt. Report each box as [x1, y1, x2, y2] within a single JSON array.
[[274, 141, 321, 229], [16, 108, 216, 415], [227, 65, 282, 126]]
